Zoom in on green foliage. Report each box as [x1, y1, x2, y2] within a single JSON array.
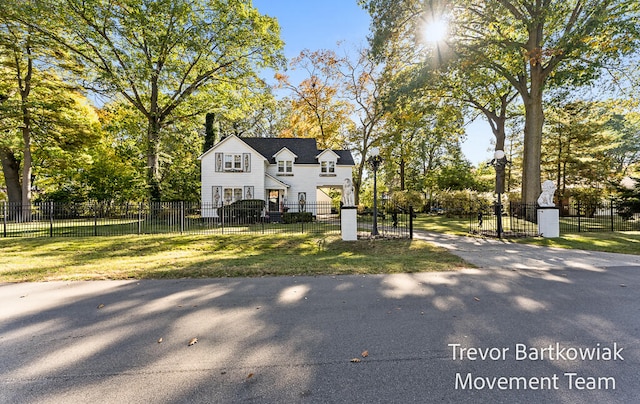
[[282, 211, 314, 224], [218, 199, 266, 223], [570, 187, 604, 217], [14, 0, 284, 200], [363, 0, 640, 205], [434, 189, 492, 216], [615, 176, 640, 219], [389, 190, 424, 209]]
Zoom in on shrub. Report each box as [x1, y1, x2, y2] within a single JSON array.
[[218, 199, 265, 223], [434, 189, 493, 217], [282, 211, 313, 223], [570, 188, 603, 218]]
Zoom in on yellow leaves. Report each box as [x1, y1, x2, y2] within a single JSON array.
[[350, 349, 370, 363], [97, 303, 105, 309], [523, 47, 564, 66]]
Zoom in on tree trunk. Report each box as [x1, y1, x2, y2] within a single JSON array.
[[354, 160, 365, 206], [146, 118, 162, 202], [521, 98, 543, 207], [0, 147, 22, 204], [521, 56, 545, 209], [19, 48, 33, 221], [399, 156, 405, 191]]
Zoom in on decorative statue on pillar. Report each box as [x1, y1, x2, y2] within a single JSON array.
[[537, 180, 557, 207], [341, 178, 355, 207]]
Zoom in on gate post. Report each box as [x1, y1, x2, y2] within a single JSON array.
[[409, 206, 414, 239], [340, 206, 357, 241]]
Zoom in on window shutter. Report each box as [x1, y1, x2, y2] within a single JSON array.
[[243, 153, 251, 172]]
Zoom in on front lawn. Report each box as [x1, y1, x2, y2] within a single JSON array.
[[0, 233, 469, 282]]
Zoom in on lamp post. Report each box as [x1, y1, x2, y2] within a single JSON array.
[[488, 150, 508, 238], [368, 147, 383, 236]]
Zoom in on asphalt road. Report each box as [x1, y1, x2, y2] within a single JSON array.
[[1, 255, 639, 403]]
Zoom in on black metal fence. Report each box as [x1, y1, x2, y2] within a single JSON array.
[[468, 202, 540, 237], [357, 205, 414, 239], [0, 201, 413, 239], [464, 199, 640, 238], [558, 199, 640, 233]]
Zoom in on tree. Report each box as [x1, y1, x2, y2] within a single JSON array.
[[337, 45, 388, 205], [15, 0, 283, 200], [1, 14, 99, 214], [380, 90, 465, 199], [541, 100, 616, 199], [363, 0, 640, 206], [276, 49, 354, 149]]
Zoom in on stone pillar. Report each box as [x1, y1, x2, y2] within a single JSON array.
[[537, 207, 559, 238], [341, 207, 358, 241]]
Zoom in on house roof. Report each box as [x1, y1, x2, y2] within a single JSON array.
[[239, 137, 355, 166]]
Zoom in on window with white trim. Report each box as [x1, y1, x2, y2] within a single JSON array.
[[277, 160, 293, 175], [224, 154, 243, 171], [320, 161, 335, 175], [223, 187, 243, 203]]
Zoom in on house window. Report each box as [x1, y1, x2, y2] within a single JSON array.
[[223, 187, 243, 203], [277, 160, 293, 175], [224, 154, 243, 171], [321, 161, 335, 175]]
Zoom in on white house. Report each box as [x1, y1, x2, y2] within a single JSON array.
[[199, 135, 355, 218]]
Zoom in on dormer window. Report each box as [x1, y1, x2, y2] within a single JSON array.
[[277, 160, 293, 175], [321, 161, 335, 174]]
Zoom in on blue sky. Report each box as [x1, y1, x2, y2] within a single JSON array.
[[252, 0, 494, 165]]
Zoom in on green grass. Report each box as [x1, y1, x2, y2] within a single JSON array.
[[413, 214, 472, 235], [413, 214, 640, 255], [0, 233, 469, 282], [512, 232, 640, 255]]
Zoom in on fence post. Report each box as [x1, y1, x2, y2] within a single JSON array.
[[138, 202, 142, 235], [180, 201, 185, 234], [3, 201, 6, 238], [409, 206, 414, 239], [577, 201, 581, 233], [49, 201, 54, 237], [221, 201, 224, 234], [94, 203, 98, 236], [610, 199, 614, 232]]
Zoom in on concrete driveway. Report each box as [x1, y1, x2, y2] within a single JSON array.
[[1, 234, 639, 403]]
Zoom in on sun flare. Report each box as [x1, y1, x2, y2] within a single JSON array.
[[422, 19, 448, 43]]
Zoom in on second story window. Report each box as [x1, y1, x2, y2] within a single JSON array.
[[224, 154, 243, 171], [277, 160, 293, 175], [321, 161, 335, 175]]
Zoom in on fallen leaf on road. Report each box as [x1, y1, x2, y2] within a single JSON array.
[[474, 297, 480, 301], [350, 358, 361, 363], [361, 350, 369, 358], [157, 338, 163, 343], [620, 284, 627, 287], [97, 304, 105, 309], [188, 337, 198, 346], [247, 373, 254, 379]]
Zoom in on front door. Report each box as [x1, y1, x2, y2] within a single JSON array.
[[268, 189, 281, 211]]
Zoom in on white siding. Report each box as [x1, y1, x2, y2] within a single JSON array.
[[200, 137, 266, 217], [200, 136, 353, 217]]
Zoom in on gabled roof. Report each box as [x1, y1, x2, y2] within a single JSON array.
[[240, 137, 355, 166], [198, 134, 267, 162]]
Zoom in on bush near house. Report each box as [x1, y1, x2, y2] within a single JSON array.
[[217, 199, 266, 223], [282, 211, 313, 223]]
